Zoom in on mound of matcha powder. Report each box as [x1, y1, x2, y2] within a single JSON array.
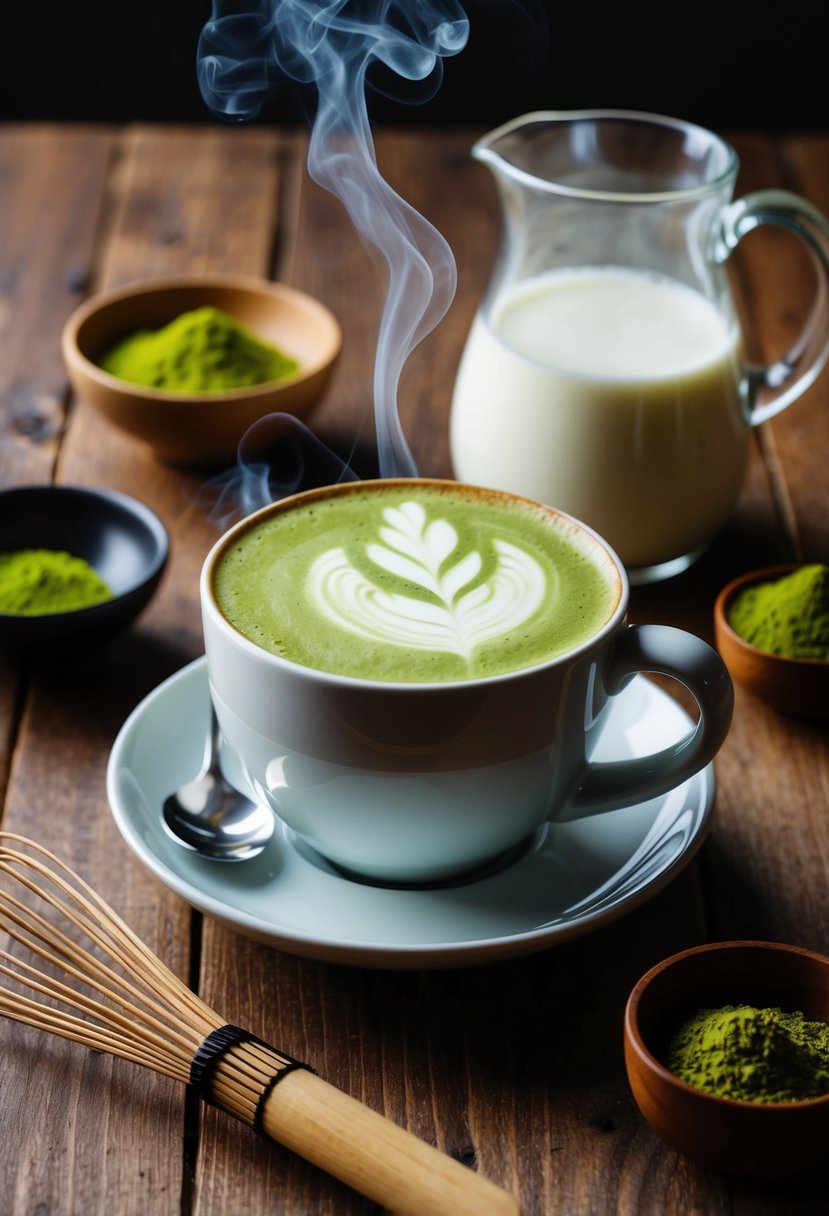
[[667, 1003, 829, 1103], [727, 563, 829, 660], [98, 306, 299, 393], [0, 549, 113, 615]]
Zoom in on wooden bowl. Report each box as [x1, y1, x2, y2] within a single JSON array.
[[624, 940, 829, 1176], [0, 485, 169, 659], [62, 275, 342, 466], [714, 565, 829, 718]]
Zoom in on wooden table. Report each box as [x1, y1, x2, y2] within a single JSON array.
[[0, 121, 828, 1215]]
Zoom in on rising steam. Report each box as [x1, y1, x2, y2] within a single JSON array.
[[198, 1, 469, 479]]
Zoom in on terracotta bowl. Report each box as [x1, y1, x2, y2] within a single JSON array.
[[624, 940, 829, 1176], [0, 484, 169, 659], [62, 275, 342, 466], [714, 564, 829, 718]]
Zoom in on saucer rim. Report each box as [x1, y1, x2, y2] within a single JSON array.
[[107, 657, 714, 969]]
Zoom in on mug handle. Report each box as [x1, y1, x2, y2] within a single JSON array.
[[561, 625, 734, 819], [715, 188, 829, 425]]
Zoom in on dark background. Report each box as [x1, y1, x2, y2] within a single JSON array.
[[1, 1, 827, 132]]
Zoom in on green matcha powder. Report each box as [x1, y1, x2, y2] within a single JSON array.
[[728, 563, 829, 660], [98, 306, 299, 393], [667, 1003, 829, 1103], [0, 549, 113, 615]]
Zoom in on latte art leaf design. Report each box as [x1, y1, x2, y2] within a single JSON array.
[[307, 501, 547, 660]]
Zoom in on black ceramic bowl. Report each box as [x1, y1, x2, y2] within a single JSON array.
[[0, 485, 169, 658]]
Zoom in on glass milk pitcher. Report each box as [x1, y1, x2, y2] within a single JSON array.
[[449, 110, 829, 582]]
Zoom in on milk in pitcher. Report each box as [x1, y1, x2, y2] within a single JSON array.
[[450, 266, 747, 571]]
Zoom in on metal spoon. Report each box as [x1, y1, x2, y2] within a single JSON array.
[[162, 707, 274, 861]]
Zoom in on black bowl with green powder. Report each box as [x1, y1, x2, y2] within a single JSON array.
[[714, 565, 829, 718], [0, 485, 169, 659], [625, 941, 829, 1177]]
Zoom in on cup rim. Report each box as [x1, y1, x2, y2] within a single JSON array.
[[200, 477, 628, 691], [473, 108, 740, 205]]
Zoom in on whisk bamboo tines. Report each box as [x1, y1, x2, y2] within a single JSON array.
[[0, 833, 518, 1216]]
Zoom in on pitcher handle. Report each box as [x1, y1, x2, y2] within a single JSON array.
[[560, 625, 733, 820], [715, 188, 829, 426]]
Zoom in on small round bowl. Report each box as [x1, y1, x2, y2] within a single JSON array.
[[714, 564, 829, 718], [624, 940, 829, 1176], [62, 275, 342, 466], [0, 485, 169, 658]]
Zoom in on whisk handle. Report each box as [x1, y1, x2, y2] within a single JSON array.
[[261, 1068, 520, 1216]]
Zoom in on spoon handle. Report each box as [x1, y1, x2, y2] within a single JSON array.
[[204, 705, 222, 774]]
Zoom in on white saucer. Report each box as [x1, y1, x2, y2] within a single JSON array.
[[107, 657, 715, 970]]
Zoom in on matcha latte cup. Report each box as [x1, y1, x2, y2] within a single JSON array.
[[201, 480, 733, 884]]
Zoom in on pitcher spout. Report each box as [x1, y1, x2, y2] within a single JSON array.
[[472, 109, 738, 202], [471, 110, 562, 185]]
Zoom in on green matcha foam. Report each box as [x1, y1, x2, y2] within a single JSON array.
[[213, 483, 619, 683]]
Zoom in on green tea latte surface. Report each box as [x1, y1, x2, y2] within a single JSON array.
[[213, 484, 618, 682]]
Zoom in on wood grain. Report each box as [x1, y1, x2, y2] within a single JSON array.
[[1, 122, 828, 1216]]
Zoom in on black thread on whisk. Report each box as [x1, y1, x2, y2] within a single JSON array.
[[190, 1023, 314, 1135]]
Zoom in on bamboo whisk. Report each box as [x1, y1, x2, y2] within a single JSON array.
[[0, 833, 518, 1216]]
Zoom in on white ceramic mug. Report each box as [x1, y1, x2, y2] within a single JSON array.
[[200, 479, 733, 884]]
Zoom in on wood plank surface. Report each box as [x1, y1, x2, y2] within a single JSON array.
[[0, 121, 827, 1216]]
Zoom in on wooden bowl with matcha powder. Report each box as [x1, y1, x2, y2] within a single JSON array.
[[714, 564, 829, 718], [62, 275, 342, 466], [625, 941, 829, 1176]]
